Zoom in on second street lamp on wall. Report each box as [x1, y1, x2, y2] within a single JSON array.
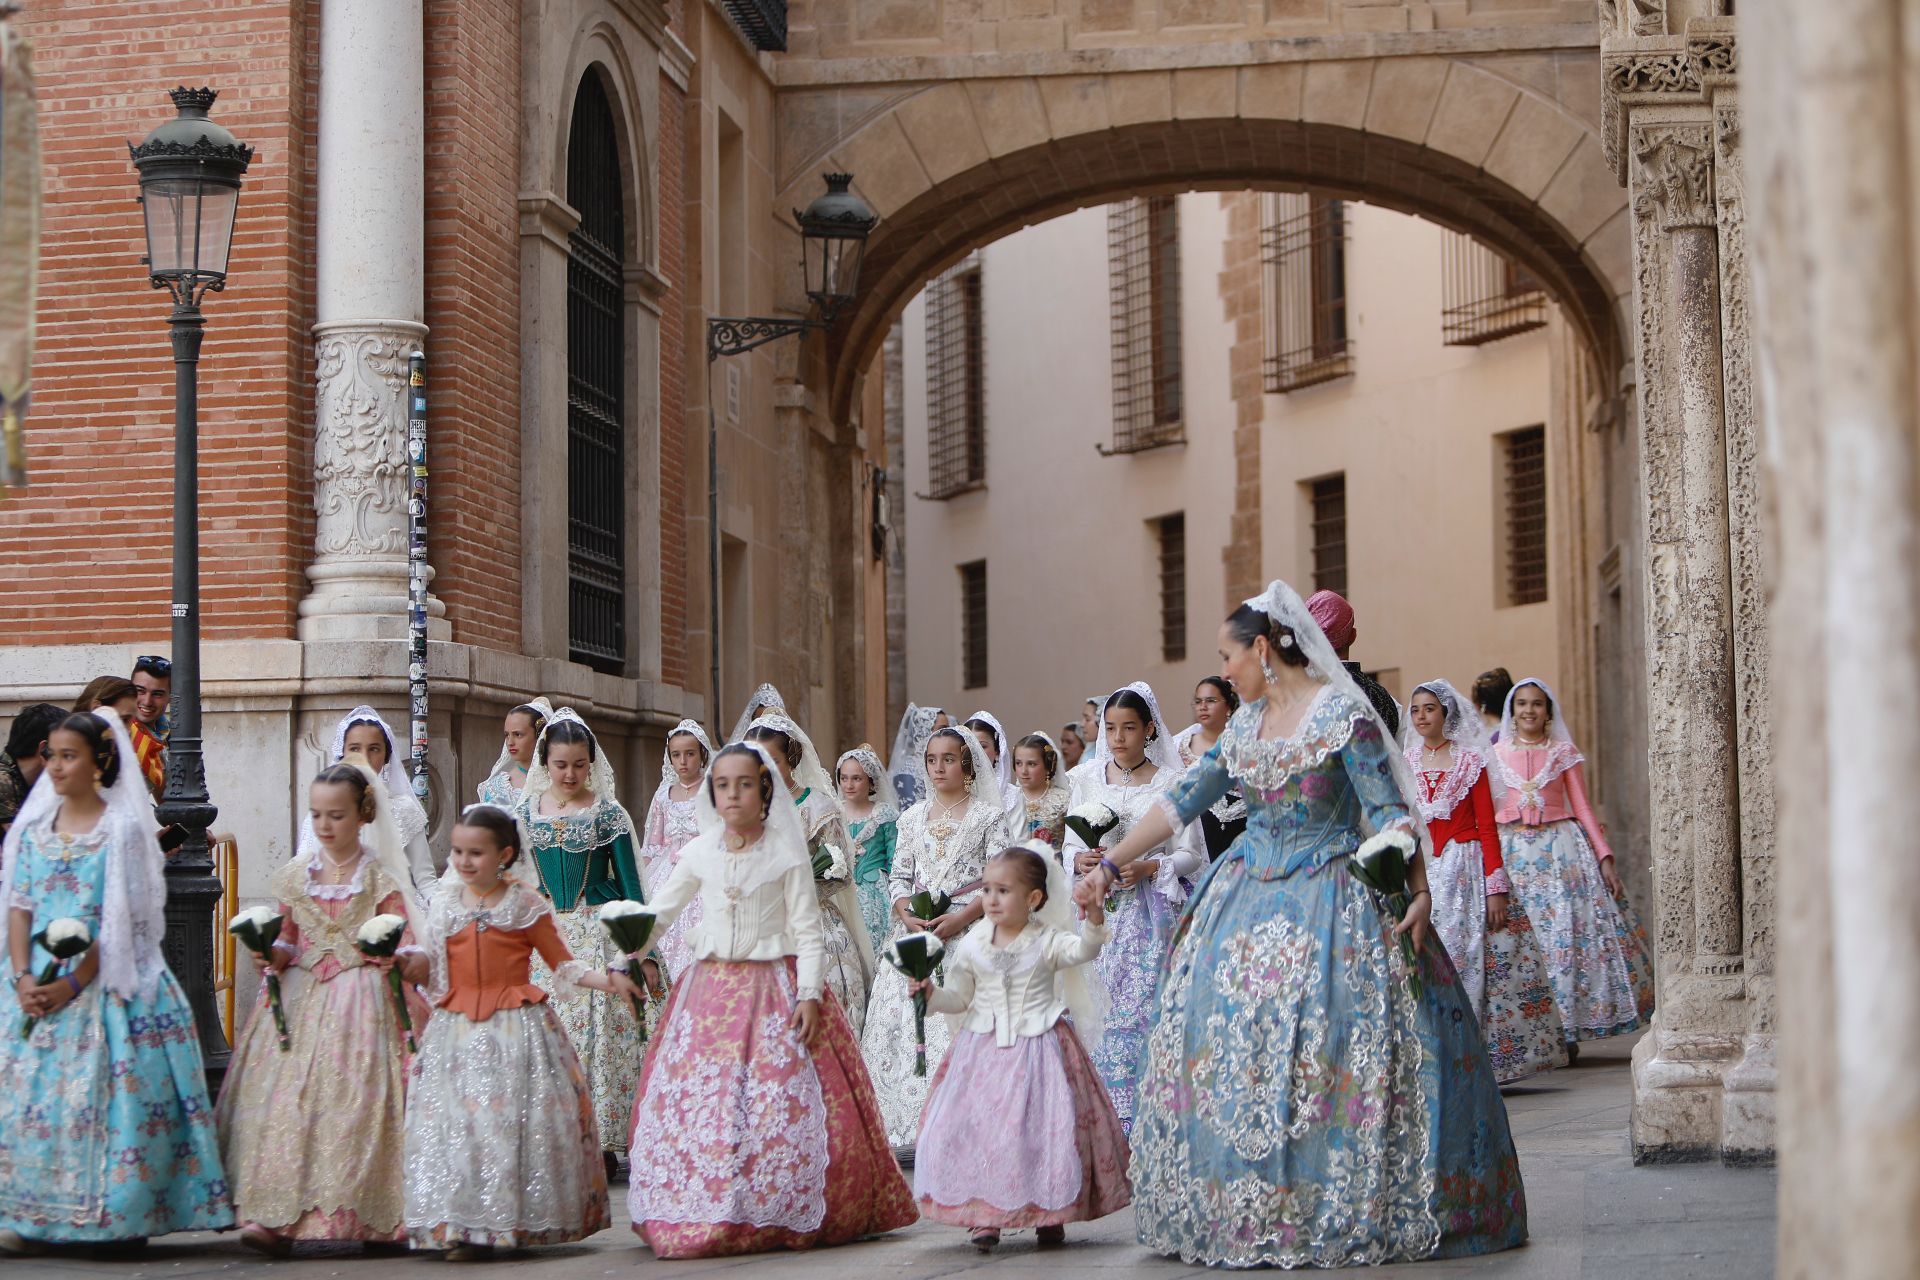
[[707, 172, 878, 359], [704, 171, 879, 737]]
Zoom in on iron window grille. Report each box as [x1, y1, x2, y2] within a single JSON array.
[[1441, 231, 1549, 346], [1107, 196, 1185, 453], [1262, 192, 1353, 393], [1501, 426, 1549, 606], [565, 73, 627, 674], [1308, 473, 1348, 597], [924, 259, 986, 499], [1156, 512, 1187, 663], [960, 560, 989, 690]]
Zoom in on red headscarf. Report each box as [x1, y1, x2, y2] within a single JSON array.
[[1306, 589, 1357, 652]]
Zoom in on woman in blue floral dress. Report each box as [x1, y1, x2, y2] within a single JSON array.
[[1078, 581, 1526, 1268], [0, 710, 231, 1253]]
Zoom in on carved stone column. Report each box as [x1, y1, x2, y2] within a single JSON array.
[[298, 0, 444, 641], [1603, 10, 1773, 1164]]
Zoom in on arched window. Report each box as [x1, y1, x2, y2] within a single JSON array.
[[566, 71, 627, 672]]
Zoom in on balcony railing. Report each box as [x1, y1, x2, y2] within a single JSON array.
[[721, 0, 788, 51]]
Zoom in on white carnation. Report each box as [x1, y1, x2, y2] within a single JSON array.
[[1069, 802, 1116, 826], [43, 918, 90, 948], [1354, 828, 1417, 872], [355, 913, 408, 947], [597, 899, 653, 922], [229, 905, 281, 934], [819, 843, 849, 882]]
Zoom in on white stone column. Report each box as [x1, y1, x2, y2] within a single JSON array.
[[298, 0, 444, 642]]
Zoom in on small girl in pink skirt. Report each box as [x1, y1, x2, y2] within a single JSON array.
[[910, 843, 1131, 1251]]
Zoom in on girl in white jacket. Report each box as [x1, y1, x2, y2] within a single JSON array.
[[909, 843, 1131, 1251]]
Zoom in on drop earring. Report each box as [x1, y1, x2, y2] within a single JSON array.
[[1260, 658, 1277, 684]]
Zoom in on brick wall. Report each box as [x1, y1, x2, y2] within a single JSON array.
[[657, 65, 688, 689], [423, 0, 521, 650], [2, 1, 312, 644]]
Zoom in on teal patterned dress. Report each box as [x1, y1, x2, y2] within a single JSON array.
[[518, 799, 648, 1153], [0, 814, 232, 1241], [1132, 690, 1527, 1267], [848, 812, 897, 963]]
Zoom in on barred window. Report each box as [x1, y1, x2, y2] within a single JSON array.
[[925, 259, 986, 499], [1263, 193, 1353, 393], [1155, 513, 1187, 663], [960, 560, 988, 689], [1441, 231, 1548, 346], [1107, 196, 1184, 453], [565, 71, 627, 674], [1307, 474, 1348, 596], [1499, 426, 1548, 606]]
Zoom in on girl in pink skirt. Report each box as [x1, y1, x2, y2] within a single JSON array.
[[626, 743, 917, 1258], [911, 843, 1131, 1251]]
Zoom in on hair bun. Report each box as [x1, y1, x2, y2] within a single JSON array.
[[856, 742, 874, 753]]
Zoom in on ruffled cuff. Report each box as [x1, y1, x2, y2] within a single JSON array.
[[550, 958, 593, 1001], [271, 939, 301, 959], [1485, 867, 1512, 897], [795, 981, 824, 1004], [1151, 849, 1189, 906]]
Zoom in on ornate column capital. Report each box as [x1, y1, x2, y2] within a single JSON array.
[[1634, 126, 1717, 231]]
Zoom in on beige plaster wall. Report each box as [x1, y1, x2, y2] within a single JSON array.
[[900, 194, 1557, 739]]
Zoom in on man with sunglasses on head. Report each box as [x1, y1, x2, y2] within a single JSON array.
[[127, 654, 172, 797]]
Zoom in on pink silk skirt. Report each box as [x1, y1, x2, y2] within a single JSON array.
[[627, 957, 917, 1258], [915, 1021, 1132, 1228]]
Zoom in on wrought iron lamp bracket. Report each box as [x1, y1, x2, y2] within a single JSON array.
[[707, 314, 828, 361]]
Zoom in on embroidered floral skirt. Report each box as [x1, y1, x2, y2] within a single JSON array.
[[628, 958, 916, 1258], [0, 973, 233, 1242], [217, 964, 426, 1239], [402, 1001, 609, 1249], [1089, 879, 1183, 1132], [915, 1021, 1130, 1228], [531, 905, 642, 1151], [1499, 821, 1651, 1042], [1429, 842, 1567, 1085], [1130, 854, 1527, 1267], [862, 926, 957, 1147]]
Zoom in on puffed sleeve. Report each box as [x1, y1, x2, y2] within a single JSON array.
[[1561, 763, 1616, 864], [783, 860, 828, 1002], [1158, 739, 1232, 831], [888, 812, 922, 904], [1467, 772, 1509, 893], [924, 942, 977, 1015], [1338, 711, 1415, 838]]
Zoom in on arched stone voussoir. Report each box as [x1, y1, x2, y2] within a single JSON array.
[[820, 112, 1629, 422]]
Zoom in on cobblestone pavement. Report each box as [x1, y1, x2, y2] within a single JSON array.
[[5, 1033, 1774, 1280]]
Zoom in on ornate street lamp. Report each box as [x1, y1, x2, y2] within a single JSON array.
[[707, 173, 879, 358], [128, 86, 253, 1075], [705, 173, 878, 723]]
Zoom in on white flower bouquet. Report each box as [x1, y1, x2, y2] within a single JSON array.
[[883, 931, 946, 1076], [354, 913, 416, 1053], [19, 918, 91, 1039], [1348, 829, 1422, 998], [597, 899, 660, 1041], [1066, 801, 1126, 910], [811, 840, 850, 883], [229, 906, 290, 1050]]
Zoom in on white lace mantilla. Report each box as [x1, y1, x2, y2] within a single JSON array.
[[1404, 748, 1488, 825]]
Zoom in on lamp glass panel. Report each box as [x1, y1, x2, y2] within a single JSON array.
[[140, 177, 238, 279]]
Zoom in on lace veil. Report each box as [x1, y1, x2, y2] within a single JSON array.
[[689, 741, 813, 898], [1241, 579, 1428, 848], [728, 682, 787, 746], [834, 745, 899, 827], [964, 710, 1014, 795], [1495, 677, 1585, 792], [658, 718, 715, 789], [1, 708, 168, 998], [485, 695, 555, 782], [922, 722, 1003, 819], [1088, 680, 1181, 779], [341, 757, 427, 933], [520, 707, 639, 841], [300, 704, 429, 857], [888, 703, 945, 807], [1402, 677, 1505, 814]]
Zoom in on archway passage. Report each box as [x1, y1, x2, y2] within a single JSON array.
[[817, 103, 1627, 423]]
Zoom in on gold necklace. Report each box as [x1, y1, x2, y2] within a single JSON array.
[[932, 792, 968, 823]]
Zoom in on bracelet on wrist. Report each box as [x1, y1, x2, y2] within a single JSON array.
[[1099, 857, 1122, 881], [64, 973, 81, 998]]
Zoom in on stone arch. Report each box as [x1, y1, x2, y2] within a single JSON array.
[[553, 30, 655, 270], [772, 60, 1628, 422]]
